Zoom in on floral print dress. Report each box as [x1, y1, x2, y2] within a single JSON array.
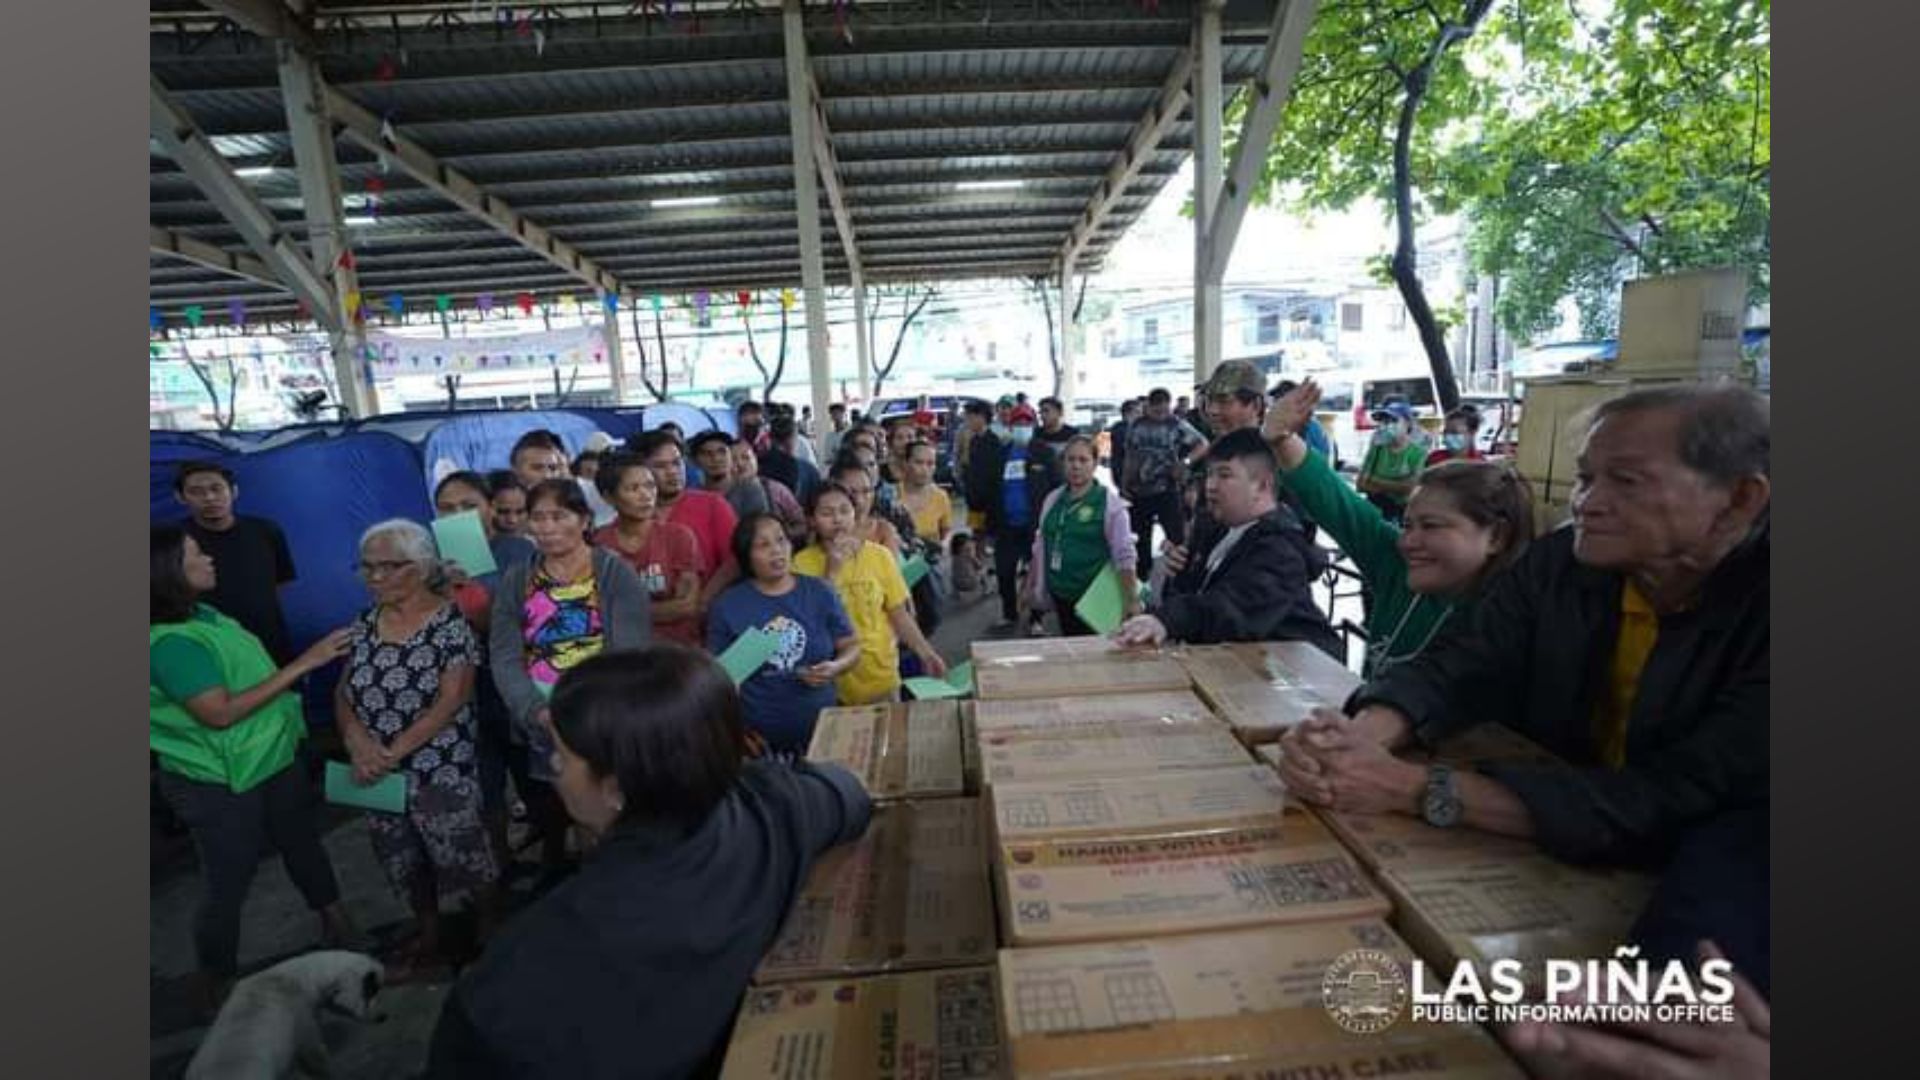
[[344, 603, 499, 900]]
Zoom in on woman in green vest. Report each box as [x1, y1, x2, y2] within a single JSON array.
[[149, 524, 361, 1005], [1025, 435, 1142, 636], [1262, 382, 1535, 679]]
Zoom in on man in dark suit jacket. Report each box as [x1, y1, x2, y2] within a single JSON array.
[[1115, 429, 1339, 654]]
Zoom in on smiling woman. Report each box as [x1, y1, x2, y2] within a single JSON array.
[[1264, 380, 1534, 678]]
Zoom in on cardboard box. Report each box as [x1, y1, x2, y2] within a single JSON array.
[[1313, 807, 1541, 874], [959, 703, 981, 795], [721, 967, 1007, 1080], [758, 799, 997, 984], [999, 921, 1523, 1079], [1379, 857, 1657, 994], [995, 812, 1391, 946], [990, 766, 1287, 846], [968, 689, 1222, 738], [1616, 268, 1749, 378], [970, 637, 1192, 700], [808, 701, 965, 801], [977, 725, 1251, 786], [1228, 641, 1364, 702], [1177, 643, 1362, 743]]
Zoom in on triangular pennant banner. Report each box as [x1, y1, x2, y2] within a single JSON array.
[[183, 305, 204, 328]]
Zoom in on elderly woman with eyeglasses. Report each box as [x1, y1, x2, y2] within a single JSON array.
[[335, 519, 500, 975]]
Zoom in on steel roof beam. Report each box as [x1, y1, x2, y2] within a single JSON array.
[[195, 0, 316, 53], [323, 87, 626, 297], [1058, 48, 1195, 272], [149, 226, 281, 290], [1204, 0, 1316, 280], [149, 73, 339, 332]]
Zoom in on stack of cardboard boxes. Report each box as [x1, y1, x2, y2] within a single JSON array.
[[724, 637, 1658, 1077]]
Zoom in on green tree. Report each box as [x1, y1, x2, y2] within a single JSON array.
[[1452, 1, 1770, 339], [1253, 0, 1769, 398]]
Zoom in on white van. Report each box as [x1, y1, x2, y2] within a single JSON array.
[[1318, 370, 1442, 466]]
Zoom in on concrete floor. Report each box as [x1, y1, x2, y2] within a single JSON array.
[[149, 524, 1366, 1078]]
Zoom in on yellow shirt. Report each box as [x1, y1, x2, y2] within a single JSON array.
[[1593, 580, 1659, 768], [902, 485, 953, 544], [794, 540, 911, 705]]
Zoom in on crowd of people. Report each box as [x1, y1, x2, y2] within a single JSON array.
[[149, 374, 1769, 1078]]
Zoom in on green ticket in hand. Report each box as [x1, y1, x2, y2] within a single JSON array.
[[1073, 563, 1131, 636], [717, 627, 782, 685], [900, 553, 931, 588], [431, 510, 497, 577], [904, 661, 974, 700], [324, 761, 407, 814]]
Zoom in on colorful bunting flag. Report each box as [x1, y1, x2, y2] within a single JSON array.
[[150, 307, 164, 332], [737, 290, 753, 310], [780, 288, 796, 312], [477, 292, 495, 315], [435, 294, 453, 314], [227, 299, 247, 325], [184, 305, 204, 328], [517, 292, 536, 317], [386, 292, 406, 317], [604, 294, 620, 315]]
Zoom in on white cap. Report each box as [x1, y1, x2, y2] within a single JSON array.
[[583, 431, 617, 454]]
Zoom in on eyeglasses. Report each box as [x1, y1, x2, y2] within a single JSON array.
[[356, 559, 416, 578]]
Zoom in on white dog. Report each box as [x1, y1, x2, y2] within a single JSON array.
[[185, 950, 386, 1080]]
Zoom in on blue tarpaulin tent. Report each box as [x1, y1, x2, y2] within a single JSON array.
[[150, 405, 736, 725]]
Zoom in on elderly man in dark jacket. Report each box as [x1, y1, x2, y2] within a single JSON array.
[[1279, 384, 1771, 980], [1115, 429, 1340, 654]]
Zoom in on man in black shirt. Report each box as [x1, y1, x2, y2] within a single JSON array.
[[175, 461, 298, 663], [760, 415, 821, 503], [1033, 396, 1079, 452]]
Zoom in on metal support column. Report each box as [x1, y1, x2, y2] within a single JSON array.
[[1059, 255, 1078, 410], [1192, 0, 1226, 384], [783, 0, 833, 454], [601, 296, 632, 405], [852, 273, 873, 419], [275, 43, 378, 417]]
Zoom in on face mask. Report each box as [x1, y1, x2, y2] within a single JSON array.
[[1443, 433, 1468, 452], [990, 422, 1012, 440], [1373, 421, 1399, 442], [1011, 426, 1035, 446]]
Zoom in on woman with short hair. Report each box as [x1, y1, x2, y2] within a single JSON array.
[[336, 519, 499, 974], [489, 479, 650, 883], [149, 525, 360, 1007], [426, 646, 872, 1078], [1026, 435, 1141, 636]]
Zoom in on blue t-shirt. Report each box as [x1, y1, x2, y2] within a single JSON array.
[[707, 576, 854, 755], [1002, 446, 1033, 529]]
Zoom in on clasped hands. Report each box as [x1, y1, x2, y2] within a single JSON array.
[[1275, 706, 1426, 816]]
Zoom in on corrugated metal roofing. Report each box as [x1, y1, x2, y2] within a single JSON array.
[[150, 0, 1281, 324]]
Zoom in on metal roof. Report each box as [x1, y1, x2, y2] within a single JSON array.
[[151, 0, 1284, 326]]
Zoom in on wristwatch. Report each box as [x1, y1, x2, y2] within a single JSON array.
[[1421, 763, 1463, 828]]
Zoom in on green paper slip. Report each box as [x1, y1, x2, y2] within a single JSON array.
[[324, 761, 407, 814], [717, 627, 782, 685], [904, 661, 974, 701], [431, 510, 497, 577], [1073, 563, 1130, 636], [899, 553, 931, 588]]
